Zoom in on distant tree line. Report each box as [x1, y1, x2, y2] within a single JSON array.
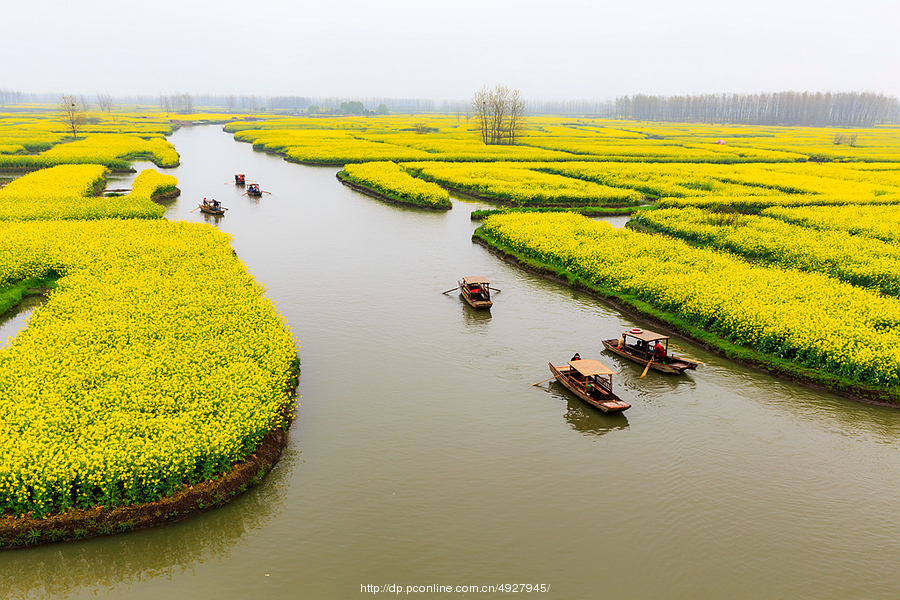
[[0, 88, 26, 106], [526, 99, 618, 117], [614, 92, 900, 127], [4, 87, 899, 126], [518, 93, 900, 126]]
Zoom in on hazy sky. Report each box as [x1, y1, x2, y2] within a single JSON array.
[[3, 0, 898, 101]]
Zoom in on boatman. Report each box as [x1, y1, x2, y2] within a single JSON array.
[[571, 352, 581, 361], [653, 341, 667, 363]]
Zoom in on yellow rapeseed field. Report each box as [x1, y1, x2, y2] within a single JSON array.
[[341, 161, 451, 208], [0, 219, 297, 517], [0, 165, 169, 221], [479, 211, 900, 387]]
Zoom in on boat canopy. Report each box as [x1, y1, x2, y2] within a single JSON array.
[[623, 328, 669, 343], [568, 359, 616, 377], [461, 276, 491, 285]]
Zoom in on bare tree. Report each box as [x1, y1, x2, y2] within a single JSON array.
[[57, 94, 86, 139], [181, 92, 194, 115], [507, 88, 525, 144], [471, 85, 525, 145], [96, 91, 114, 113], [471, 86, 491, 144]]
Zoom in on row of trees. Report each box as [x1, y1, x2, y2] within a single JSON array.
[[159, 93, 195, 115], [471, 85, 526, 145], [9, 86, 900, 127], [615, 92, 900, 127]]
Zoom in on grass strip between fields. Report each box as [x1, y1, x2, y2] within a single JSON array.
[[470, 205, 656, 220]]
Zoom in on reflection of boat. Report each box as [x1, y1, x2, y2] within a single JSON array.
[[234, 174, 246, 185], [549, 359, 630, 412], [602, 328, 699, 374], [246, 183, 262, 197], [458, 276, 492, 309], [199, 199, 226, 216], [560, 392, 629, 437]]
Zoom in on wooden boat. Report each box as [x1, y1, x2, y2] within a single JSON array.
[[602, 327, 699, 374], [549, 359, 630, 412], [198, 199, 226, 215], [246, 183, 262, 197], [234, 174, 246, 185], [458, 276, 492, 309]]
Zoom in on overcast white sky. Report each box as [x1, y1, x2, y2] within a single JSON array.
[[3, 0, 898, 101]]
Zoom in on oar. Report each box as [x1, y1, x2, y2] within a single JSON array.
[[531, 375, 558, 386], [640, 358, 654, 378], [441, 287, 459, 295], [190, 206, 201, 212], [488, 287, 501, 293]]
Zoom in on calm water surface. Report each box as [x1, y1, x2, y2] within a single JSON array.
[[2, 127, 900, 599]]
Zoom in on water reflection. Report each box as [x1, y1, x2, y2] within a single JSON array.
[[546, 382, 630, 437], [200, 212, 225, 226], [0, 294, 46, 350], [0, 445, 297, 600], [460, 301, 492, 326]]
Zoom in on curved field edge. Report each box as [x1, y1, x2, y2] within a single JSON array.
[[0, 134, 181, 172], [0, 384, 297, 550], [0, 220, 299, 526], [336, 171, 451, 210], [472, 227, 900, 406], [0, 167, 176, 221]]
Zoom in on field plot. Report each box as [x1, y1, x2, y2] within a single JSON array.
[[0, 219, 297, 519], [762, 203, 900, 242], [477, 211, 900, 396], [637, 207, 900, 295], [225, 115, 900, 210], [340, 161, 451, 208], [403, 161, 642, 206], [0, 119, 297, 542], [0, 165, 170, 221]]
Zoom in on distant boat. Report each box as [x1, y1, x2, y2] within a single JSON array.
[[602, 328, 699, 374], [234, 174, 246, 185], [246, 183, 262, 197], [458, 276, 492, 309], [198, 199, 226, 215], [548, 358, 630, 412]]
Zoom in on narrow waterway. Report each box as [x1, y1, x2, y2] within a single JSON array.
[[3, 126, 900, 599]]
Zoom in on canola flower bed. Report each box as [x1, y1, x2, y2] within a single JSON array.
[[339, 161, 451, 209], [0, 133, 179, 171], [225, 116, 900, 211], [42, 134, 178, 169], [517, 136, 808, 163], [761, 204, 900, 243], [403, 162, 642, 206], [637, 207, 900, 296], [530, 162, 900, 210], [233, 129, 433, 164], [477, 212, 900, 398], [0, 219, 298, 521], [0, 166, 170, 221]]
